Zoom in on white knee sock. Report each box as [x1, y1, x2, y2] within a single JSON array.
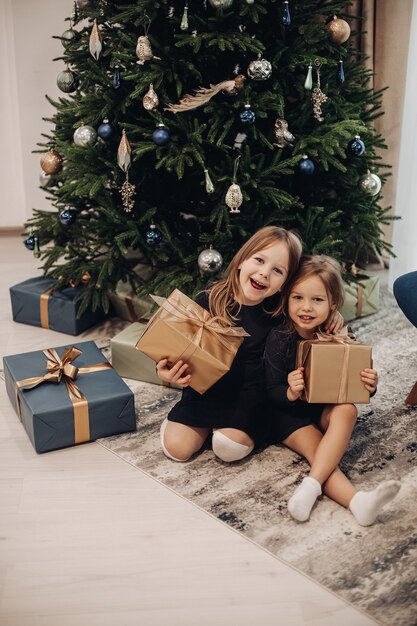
[[287, 476, 322, 522], [212, 430, 254, 463], [349, 480, 401, 526], [160, 418, 188, 462]]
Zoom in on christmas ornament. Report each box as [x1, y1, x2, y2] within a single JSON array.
[[298, 155, 315, 175], [97, 119, 113, 140], [304, 63, 313, 90], [33, 235, 41, 259], [246, 0, 255, 4], [113, 65, 121, 89], [273, 118, 295, 148], [89, 19, 103, 60], [180, 4, 189, 30], [136, 36, 154, 65], [145, 224, 162, 246], [76, 0, 91, 8], [40, 150, 63, 175], [208, 0, 233, 8], [39, 170, 52, 187], [337, 59, 345, 83], [73, 125, 97, 147], [165, 75, 245, 113], [239, 103, 256, 125], [282, 1, 291, 26], [348, 135, 365, 156], [225, 157, 243, 213], [56, 68, 78, 93], [311, 59, 328, 122], [81, 272, 91, 284], [143, 83, 159, 110], [198, 246, 223, 275], [247, 56, 272, 80], [61, 28, 77, 48], [359, 171, 382, 196], [152, 124, 171, 146], [24, 234, 35, 250], [327, 15, 351, 44], [59, 208, 76, 225], [117, 129, 132, 172], [204, 168, 215, 194], [117, 130, 136, 212], [233, 132, 247, 150]]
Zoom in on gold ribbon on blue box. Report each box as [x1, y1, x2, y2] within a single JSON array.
[[3, 341, 136, 453], [296, 329, 372, 404]]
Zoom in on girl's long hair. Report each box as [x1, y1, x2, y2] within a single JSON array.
[[280, 254, 345, 329], [206, 226, 303, 323]]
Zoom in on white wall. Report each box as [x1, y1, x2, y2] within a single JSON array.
[[0, 0, 68, 228], [388, 0, 417, 286]]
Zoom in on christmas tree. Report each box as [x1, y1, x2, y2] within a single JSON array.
[[26, 0, 391, 315]]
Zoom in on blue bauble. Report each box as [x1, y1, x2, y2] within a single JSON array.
[[239, 105, 256, 125], [59, 209, 77, 226], [298, 156, 315, 175], [152, 125, 170, 146], [97, 119, 114, 140], [24, 235, 35, 250], [145, 224, 162, 246], [348, 136, 365, 156]]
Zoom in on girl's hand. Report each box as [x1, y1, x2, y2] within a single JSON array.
[[156, 359, 192, 388], [325, 309, 344, 334], [361, 368, 378, 393], [287, 367, 304, 401]]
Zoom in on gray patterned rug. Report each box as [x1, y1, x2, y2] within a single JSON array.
[[97, 285, 417, 626]]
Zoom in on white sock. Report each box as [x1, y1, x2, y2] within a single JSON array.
[[159, 418, 188, 462], [287, 476, 322, 522], [211, 430, 254, 462], [349, 480, 401, 526]]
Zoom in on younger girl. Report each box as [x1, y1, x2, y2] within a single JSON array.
[[157, 225, 306, 463], [264, 255, 401, 526]]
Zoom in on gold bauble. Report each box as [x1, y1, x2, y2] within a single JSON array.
[[40, 150, 63, 175], [326, 15, 351, 44], [81, 272, 91, 284]]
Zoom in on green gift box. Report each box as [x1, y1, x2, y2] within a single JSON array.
[[111, 322, 179, 387], [341, 272, 380, 322], [109, 264, 155, 322]]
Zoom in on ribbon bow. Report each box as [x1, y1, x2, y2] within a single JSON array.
[[15, 346, 112, 444], [315, 327, 356, 345]]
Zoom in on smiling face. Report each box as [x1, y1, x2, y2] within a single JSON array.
[[288, 274, 332, 337], [237, 241, 290, 305]]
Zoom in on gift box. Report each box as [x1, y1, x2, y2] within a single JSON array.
[[136, 289, 248, 394], [296, 334, 372, 404], [341, 272, 380, 322], [3, 340, 136, 453], [10, 277, 105, 335], [111, 322, 179, 387], [109, 263, 156, 323]]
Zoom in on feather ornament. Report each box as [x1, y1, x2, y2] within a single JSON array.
[[165, 75, 245, 113]]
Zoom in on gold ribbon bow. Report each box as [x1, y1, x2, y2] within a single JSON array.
[[150, 292, 249, 356], [315, 329, 356, 403], [15, 346, 112, 444]]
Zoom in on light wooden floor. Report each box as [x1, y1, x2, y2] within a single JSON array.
[[0, 235, 379, 626]]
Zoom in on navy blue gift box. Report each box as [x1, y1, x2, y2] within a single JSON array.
[[3, 341, 136, 453], [10, 277, 105, 336]]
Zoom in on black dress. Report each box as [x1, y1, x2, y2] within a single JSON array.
[[168, 291, 281, 445], [264, 327, 323, 443]]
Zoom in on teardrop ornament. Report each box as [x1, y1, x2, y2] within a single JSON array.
[[337, 59, 345, 83], [180, 5, 189, 31], [282, 1, 291, 26], [304, 63, 313, 90], [204, 169, 215, 194], [113, 66, 121, 89]]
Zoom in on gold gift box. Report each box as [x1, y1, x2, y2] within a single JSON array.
[[296, 338, 372, 404], [136, 289, 248, 394]]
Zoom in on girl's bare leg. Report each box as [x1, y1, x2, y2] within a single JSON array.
[[161, 419, 210, 461]]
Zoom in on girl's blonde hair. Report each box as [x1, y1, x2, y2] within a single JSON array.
[[280, 254, 345, 324], [207, 225, 303, 322]]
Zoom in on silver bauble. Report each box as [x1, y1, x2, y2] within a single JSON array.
[[198, 247, 223, 275], [61, 28, 77, 48], [76, 0, 91, 8], [208, 0, 234, 8], [73, 125, 97, 147], [359, 172, 382, 196], [56, 69, 78, 93], [247, 57, 272, 80], [39, 170, 52, 187]]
